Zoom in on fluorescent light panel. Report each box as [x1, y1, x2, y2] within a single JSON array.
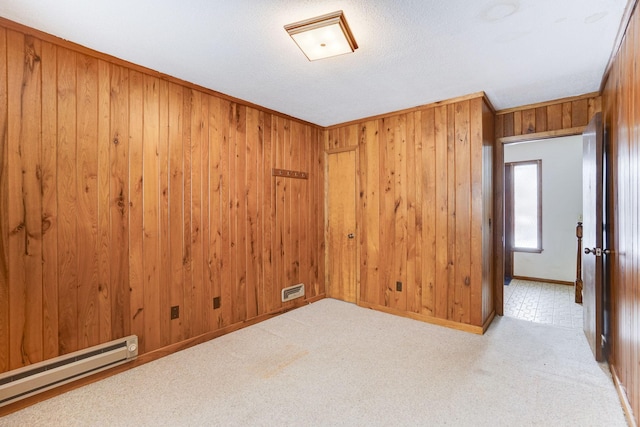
[[285, 11, 358, 61]]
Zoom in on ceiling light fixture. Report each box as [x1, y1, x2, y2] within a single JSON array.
[[284, 10, 358, 61]]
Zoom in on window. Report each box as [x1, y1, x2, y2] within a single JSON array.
[[509, 160, 542, 253]]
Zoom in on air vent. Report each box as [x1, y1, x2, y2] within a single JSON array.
[[282, 283, 305, 302]]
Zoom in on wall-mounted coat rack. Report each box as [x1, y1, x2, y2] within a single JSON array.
[[272, 168, 308, 179]]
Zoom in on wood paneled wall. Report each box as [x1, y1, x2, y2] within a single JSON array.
[[602, 2, 640, 424], [496, 93, 601, 141], [0, 23, 325, 373], [325, 94, 494, 332]]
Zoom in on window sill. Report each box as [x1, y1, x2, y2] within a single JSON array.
[[513, 247, 543, 254]]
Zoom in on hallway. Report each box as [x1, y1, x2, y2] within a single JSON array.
[[504, 279, 583, 329]]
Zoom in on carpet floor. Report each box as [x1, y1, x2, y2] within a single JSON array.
[[0, 299, 627, 426]]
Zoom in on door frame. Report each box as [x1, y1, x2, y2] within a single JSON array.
[[324, 146, 360, 303], [504, 163, 514, 282], [494, 129, 587, 316]]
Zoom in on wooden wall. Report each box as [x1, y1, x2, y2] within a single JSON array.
[[325, 94, 495, 332], [496, 93, 601, 141], [602, 2, 640, 424], [0, 21, 325, 373]]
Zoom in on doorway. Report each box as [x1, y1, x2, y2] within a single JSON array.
[[501, 135, 583, 327], [326, 149, 358, 303]]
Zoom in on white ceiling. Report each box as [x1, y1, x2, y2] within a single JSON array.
[[0, 0, 629, 126]]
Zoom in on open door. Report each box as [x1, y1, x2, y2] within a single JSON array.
[[582, 112, 606, 361]]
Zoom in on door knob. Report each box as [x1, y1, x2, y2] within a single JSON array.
[[347, 233, 355, 239], [585, 247, 611, 256]]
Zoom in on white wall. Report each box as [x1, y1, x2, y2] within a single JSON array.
[[504, 135, 582, 282]]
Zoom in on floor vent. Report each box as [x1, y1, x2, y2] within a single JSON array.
[[0, 335, 138, 407], [282, 283, 305, 302]]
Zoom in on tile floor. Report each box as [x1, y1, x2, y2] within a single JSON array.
[[504, 279, 583, 329]]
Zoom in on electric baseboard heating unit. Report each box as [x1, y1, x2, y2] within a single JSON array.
[[0, 335, 138, 407], [282, 283, 305, 302]]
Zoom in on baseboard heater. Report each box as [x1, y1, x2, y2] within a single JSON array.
[[282, 283, 305, 302], [0, 335, 138, 407]]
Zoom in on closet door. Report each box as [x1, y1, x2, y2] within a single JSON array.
[[326, 149, 357, 303]]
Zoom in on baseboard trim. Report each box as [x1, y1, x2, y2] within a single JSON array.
[[512, 276, 573, 286], [610, 364, 638, 427], [0, 294, 326, 417], [356, 301, 486, 334], [482, 310, 496, 333]]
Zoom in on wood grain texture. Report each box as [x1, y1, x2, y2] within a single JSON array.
[[469, 98, 483, 326], [189, 88, 205, 335], [326, 149, 357, 303], [97, 59, 111, 344], [208, 95, 223, 326], [6, 30, 27, 368], [602, 3, 640, 425], [327, 94, 494, 328], [421, 109, 436, 315], [109, 64, 130, 342], [454, 101, 471, 323], [76, 53, 99, 350], [481, 100, 495, 321], [359, 121, 380, 304], [142, 74, 161, 351], [496, 93, 601, 139], [432, 106, 447, 319], [167, 82, 185, 342], [0, 22, 325, 374], [0, 28, 8, 373], [18, 33, 44, 366], [445, 104, 457, 322], [128, 70, 144, 352], [56, 46, 78, 357], [406, 112, 418, 313], [157, 78, 170, 347]]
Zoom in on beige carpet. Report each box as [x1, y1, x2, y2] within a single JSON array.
[[0, 299, 627, 426]]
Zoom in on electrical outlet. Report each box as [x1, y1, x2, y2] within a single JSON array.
[[213, 297, 221, 309], [396, 281, 402, 292], [170, 305, 179, 319]]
